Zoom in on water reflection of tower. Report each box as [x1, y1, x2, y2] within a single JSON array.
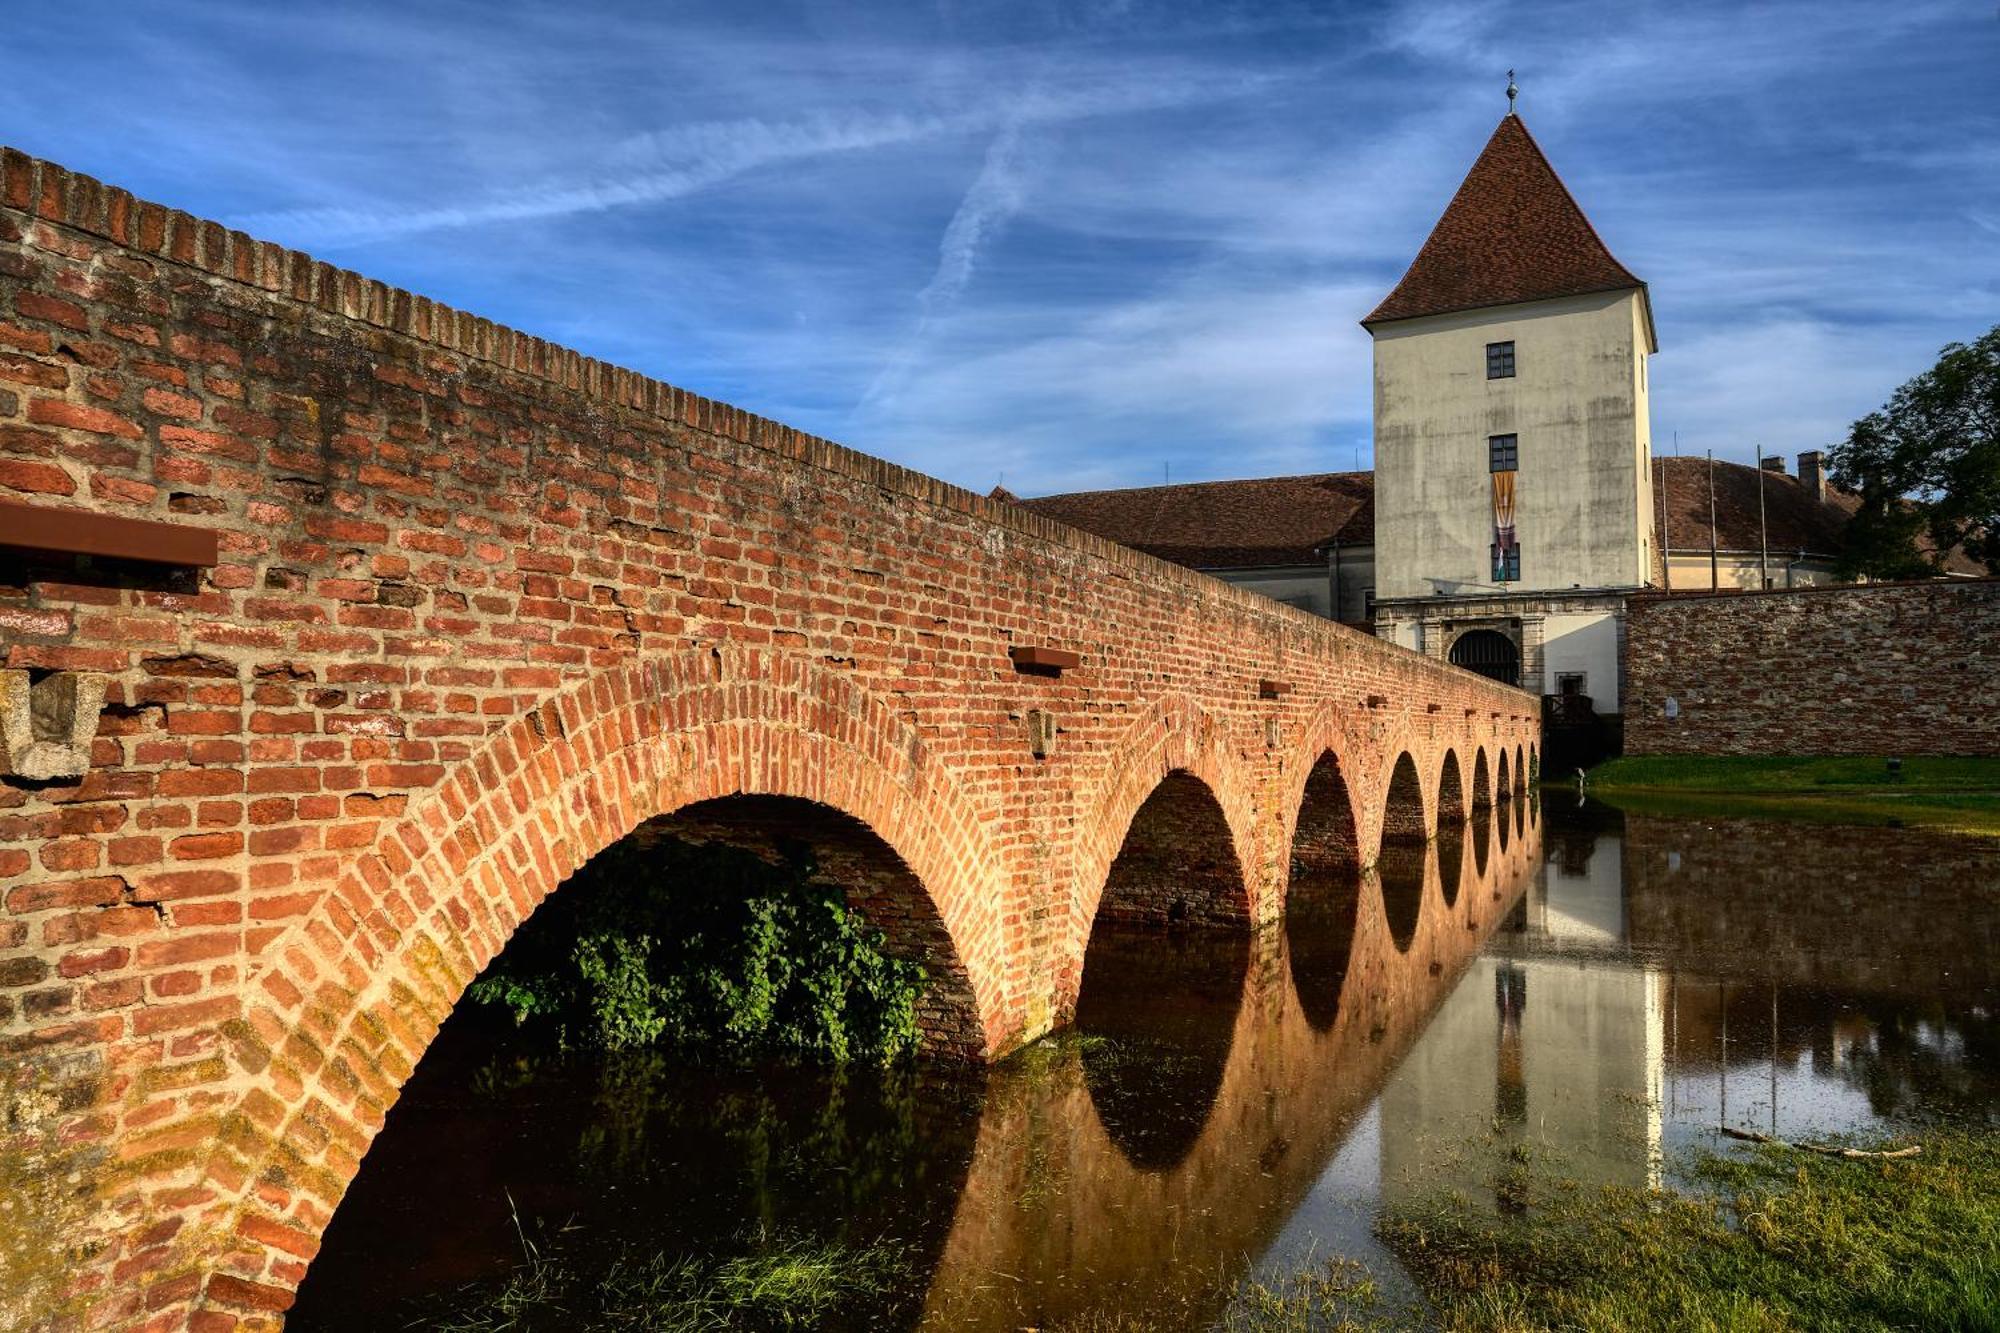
[[1495, 964, 1528, 1127], [1379, 819, 1665, 1213]]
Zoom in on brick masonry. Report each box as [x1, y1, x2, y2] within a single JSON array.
[[0, 147, 1538, 1330], [1624, 579, 2000, 756]]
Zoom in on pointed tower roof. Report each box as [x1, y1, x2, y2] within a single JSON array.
[[1364, 114, 1654, 347]]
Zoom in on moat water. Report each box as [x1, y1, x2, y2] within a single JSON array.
[[289, 800, 2000, 1330]]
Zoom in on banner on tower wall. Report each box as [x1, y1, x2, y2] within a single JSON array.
[[1491, 468, 1518, 582]]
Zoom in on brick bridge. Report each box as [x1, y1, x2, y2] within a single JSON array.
[[0, 149, 1538, 1331]]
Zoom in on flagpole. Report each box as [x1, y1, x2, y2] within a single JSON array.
[[1756, 449, 1770, 590], [1707, 449, 1719, 591]]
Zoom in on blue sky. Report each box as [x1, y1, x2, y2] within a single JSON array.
[[3, 1, 1994, 496]]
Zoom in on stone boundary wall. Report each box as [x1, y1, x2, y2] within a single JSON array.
[[1623, 578, 2000, 756]]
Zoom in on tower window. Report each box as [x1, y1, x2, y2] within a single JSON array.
[[1491, 543, 1521, 583], [1486, 341, 1515, 379], [1489, 434, 1518, 471]]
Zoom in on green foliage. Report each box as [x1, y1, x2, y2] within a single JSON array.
[[465, 835, 927, 1063], [1829, 323, 2000, 579], [1378, 1128, 2000, 1331]]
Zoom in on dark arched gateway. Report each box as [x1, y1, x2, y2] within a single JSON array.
[[1449, 629, 1521, 687]]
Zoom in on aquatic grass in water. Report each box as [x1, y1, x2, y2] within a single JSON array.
[[1376, 1127, 2000, 1331], [417, 1228, 913, 1332]]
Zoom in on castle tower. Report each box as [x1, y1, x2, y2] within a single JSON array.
[[1365, 110, 1656, 710]]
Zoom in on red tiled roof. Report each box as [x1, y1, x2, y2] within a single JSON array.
[[1654, 457, 1851, 557], [1020, 459, 1979, 579], [1653, 456, 1984, 574], [1017, 473, 1373, 570], [1364, 115, 1649, 334]]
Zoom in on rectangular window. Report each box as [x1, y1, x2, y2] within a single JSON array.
[[1489, 433, 1518, 471], [1362, 589, 1376, 620], [1491, 543, 1521, 583], [1486, 341, 1515, 379]]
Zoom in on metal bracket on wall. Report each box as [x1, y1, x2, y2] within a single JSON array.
[[0, 670, 108, 781]]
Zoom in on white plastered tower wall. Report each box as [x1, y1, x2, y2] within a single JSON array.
[[1360, 108, 1659, 715], [1371, 287, 1655, 602]]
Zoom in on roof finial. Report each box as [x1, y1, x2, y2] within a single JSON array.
[[1506, 69, 1518, 115]]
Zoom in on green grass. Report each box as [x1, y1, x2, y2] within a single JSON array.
[[419, 1228, 914, 1331], [1376, 1128, 2000, 1332], [1580, 755, 2000, 836]]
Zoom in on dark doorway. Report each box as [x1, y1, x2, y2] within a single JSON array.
[[1449, 629, 1521, 687]]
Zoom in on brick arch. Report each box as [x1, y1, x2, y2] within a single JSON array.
[[1068, 699, 1257, 969], [190, 650, 1009, 1319], [1380, 750, 1429, 849], [1276, 702, 1368, 880], [1437, 747, 1468, 825], [1471, 745, 1495, 811]]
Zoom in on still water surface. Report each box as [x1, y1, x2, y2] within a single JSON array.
[[292, 800, 1999, 1329]]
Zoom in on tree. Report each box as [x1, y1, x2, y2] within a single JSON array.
[[1828, 324, 2000, 579]]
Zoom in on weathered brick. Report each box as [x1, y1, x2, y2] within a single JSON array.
[[0, 147, 1545, 1330]]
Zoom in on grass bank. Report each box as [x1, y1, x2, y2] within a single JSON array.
[[1378, 1127, 2000, 1332], [1580, 755, 2000, 836]]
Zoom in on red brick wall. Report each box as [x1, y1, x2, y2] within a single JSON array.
[[0, 147, 1536, 1330], [1624, 580, 2000, 756]]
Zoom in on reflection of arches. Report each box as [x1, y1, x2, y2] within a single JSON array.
[[194, 652, 1008, 1315], [1077, 929, 1248, 1171], [1448, 628, 1521, 686], [1285, 752, 1363, 1031], [1472, 746, 1493, 811], [1377, 840, 1427, 953], [1093, 770, 1250, 930], [1381, 752, 1428, 850]]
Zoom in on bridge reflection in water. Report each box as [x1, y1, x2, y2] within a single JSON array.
[[291, 802, 2000, 1330]]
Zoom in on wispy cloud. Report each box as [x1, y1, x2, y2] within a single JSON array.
[[2, 0, 1991, 498], [228, 70, 1271, 248]]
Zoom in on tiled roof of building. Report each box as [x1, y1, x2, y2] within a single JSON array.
[[1018, 459, 1980, 578], [1654, 456, 1984, 574], [1654, 456, 1852, 556], [1016, 472, 1374, 570], [1364, 115, 1650, 337]]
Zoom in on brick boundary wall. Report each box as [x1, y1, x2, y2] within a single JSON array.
[[0, 146, 1537, 1330], [1623, 578, 2000, 756]]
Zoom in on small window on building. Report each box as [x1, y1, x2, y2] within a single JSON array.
[[1556, 672, 1586, 697], [1486, 341, 1515, 379], [1489, 433, 1518, 471], [1491, 543, 1521, 583], [1362, 589, 1376, 621]]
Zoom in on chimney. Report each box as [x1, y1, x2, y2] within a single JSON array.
[[1760, 455, 1785, 474], [1797, 451, 1826, 501]]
